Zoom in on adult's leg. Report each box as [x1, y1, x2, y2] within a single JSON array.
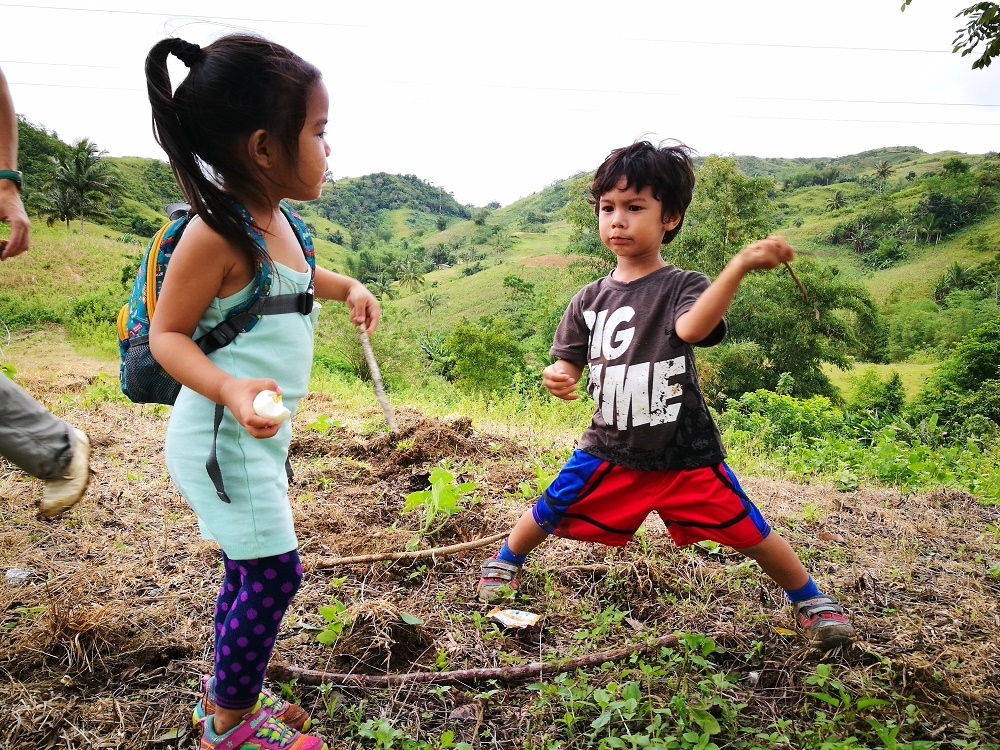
[[0, 376, 72, 480]]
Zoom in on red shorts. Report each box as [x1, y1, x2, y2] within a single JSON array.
[[532, 450, 771, 549]]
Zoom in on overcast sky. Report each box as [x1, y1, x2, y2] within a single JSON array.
[[3, 1, 999, 207]]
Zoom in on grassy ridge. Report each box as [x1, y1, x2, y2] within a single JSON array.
[[6, 146, 1000, 394]]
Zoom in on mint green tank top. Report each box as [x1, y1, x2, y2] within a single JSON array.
[[165, 263, 318, 559]]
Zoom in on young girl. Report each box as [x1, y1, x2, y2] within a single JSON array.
[[146, 34, 378, 750]]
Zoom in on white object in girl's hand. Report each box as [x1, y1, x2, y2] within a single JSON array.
[[253, 390, 291, 423]]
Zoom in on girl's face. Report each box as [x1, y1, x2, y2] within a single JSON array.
[[287, 80, 331, 201]]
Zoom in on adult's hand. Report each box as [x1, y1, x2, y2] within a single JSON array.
[[0, 181, 30, 260]]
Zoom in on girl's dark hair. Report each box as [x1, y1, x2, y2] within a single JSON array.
[[146, 34, 321, 261], [590, 140, 696, 245]]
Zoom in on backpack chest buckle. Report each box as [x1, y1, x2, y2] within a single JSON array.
[[298, 290, 314, 315]]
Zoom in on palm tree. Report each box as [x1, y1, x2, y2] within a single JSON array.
[[944, 261, 973, 289], [934, 262, 973, 302], [49, 138, 121, 232], [875, 161, 893, 181], [825, 191, 846, 211], [368, 272, 397, 302], [916, 214, 942, 244], [396, 260, 426, 296], [38, 185, 77, 228], [395, 259, 426, 313], [417, 290, 447, 328]]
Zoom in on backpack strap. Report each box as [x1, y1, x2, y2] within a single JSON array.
[[195, 202, 315, 356], [203, 202, 315, 503]]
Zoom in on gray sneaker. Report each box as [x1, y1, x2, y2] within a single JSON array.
[[793, 594, 856, 651], [477, 554, 522, 603], [39, 427, 91, 519]]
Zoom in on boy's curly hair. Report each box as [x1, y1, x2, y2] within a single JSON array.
[[590, 140, 696, 245]]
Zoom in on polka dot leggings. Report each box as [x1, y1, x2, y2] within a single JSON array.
[[211, 549, 303, 711]]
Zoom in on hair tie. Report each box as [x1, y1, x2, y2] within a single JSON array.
[[173, 40, 204, 68]]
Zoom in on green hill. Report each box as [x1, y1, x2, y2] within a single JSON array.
[[4, 135, 999, 405]]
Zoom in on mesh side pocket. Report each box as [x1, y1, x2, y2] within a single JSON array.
[[121, 341, 181, 405]]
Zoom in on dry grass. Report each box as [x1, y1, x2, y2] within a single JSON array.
[[1, 345, 999, 748]]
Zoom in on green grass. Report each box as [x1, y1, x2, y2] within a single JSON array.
[[394, 224, 580, 330], [823, 361, 938, 401]]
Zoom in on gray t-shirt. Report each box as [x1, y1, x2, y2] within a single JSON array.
[[550, 264, 727, 471]]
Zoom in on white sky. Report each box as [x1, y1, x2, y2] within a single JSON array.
[[2, 1, 999, 207]]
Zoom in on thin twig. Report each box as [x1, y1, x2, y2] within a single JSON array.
[[268, 633, 680, 686], [308, 530, 509, 570], [783, 261, 821, 321], [356, 323, 397, 433], [783, 262, 808, 302]]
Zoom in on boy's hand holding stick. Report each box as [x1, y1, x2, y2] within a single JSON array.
[[356, 322, 398, 433]]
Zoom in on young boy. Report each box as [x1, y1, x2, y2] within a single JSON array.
[[477, 140, 855, 651]]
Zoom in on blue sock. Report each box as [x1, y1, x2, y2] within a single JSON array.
[[785, 576, 822, 603], [496, 540, 527, 565]]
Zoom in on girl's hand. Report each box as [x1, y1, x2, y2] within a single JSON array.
[[346, 282, 381, 335], [735, 235, 795, 272], [543, 363, 580, 400], [219, 377, 286, 438]]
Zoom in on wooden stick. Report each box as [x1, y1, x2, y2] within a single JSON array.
[[308, 531, 508, 570], [356, 323, 398, 433], [783, 262, 820, 321], [267, 633, 681, 687], [783, 261, 808, 302]]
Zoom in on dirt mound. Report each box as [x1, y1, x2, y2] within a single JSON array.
[[292, 408, 527, 477]]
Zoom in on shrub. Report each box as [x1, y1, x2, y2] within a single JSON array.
[[443, 317, 528, 394], [847, 367, 905, 415], [717, 390, 842, 448]]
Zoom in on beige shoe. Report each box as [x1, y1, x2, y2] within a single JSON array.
[[39, 427, 91, 519]]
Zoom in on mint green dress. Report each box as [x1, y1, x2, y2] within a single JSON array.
[[165, 263, 317, 559]]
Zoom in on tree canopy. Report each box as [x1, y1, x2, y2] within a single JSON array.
[[903, 1, 1000, 69]]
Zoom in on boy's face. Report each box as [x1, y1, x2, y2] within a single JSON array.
[[598, 178, 680, 264]]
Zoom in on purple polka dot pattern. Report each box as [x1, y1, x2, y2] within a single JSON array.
[[210, 549, 302, 711]]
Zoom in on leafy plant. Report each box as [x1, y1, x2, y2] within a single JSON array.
[[306, 413, 344, 433], [403, 465, 478, 536], [316, 578, 350, 646]]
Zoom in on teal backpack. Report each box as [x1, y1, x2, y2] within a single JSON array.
[[117, 202, 316, 405]]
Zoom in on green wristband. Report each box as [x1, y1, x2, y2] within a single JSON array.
[[0, 170, 23, 191]]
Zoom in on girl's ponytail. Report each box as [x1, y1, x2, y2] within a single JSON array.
[[145, 39, 222, 231], [145, 38, 252, 260]]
